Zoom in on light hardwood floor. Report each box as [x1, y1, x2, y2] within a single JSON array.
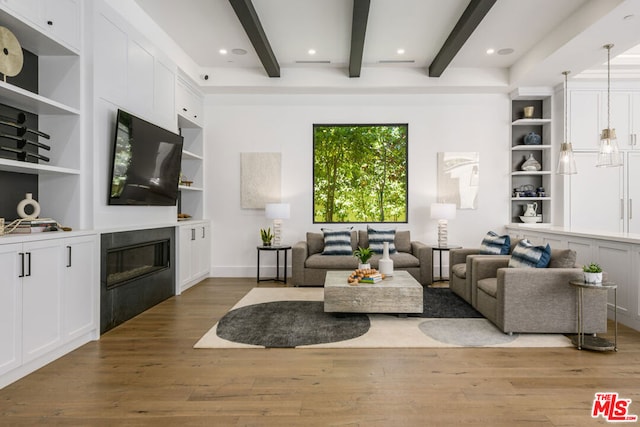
[[1, 278, 638, 426]]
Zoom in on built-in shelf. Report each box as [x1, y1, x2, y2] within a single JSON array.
[[512, 118, 552, 126], [512, 145, 552, 151], [182, 150, 203, 160], [0, 81, 80, 116], [179, 185, 203, 192], [511, 197, 552, 201], [511, 171, 552, 176], [0, 158, 80, 175], [178, 112, 200, 129]]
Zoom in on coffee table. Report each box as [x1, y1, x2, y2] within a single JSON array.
[[324, 270, 423, 314]]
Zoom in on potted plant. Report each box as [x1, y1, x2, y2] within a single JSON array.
[[260, 227, 273, 246], [583, 262, 603, 284], [353, 246, 374, 270]]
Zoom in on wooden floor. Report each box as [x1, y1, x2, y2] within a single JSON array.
[[1, 278, 639, 426]]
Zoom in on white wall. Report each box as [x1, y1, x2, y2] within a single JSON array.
[[205, 93, 510, 277]]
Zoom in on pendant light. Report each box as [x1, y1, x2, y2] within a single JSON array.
[[557, 71, 577, 174], [596, 44, 623, 167]]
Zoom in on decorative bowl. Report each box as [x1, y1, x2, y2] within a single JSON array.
[[519, 215, 542, 224]]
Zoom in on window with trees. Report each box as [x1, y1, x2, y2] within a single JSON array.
[[313, 124, 408, 223]]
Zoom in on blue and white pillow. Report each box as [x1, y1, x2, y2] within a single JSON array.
[[479, 231, 511, 255], [508, 240, 551, 268], [367, 226, 397, 254], [321, 228, 353, 255]]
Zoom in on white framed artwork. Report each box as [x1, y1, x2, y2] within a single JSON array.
[[437, 152, 479, 209], [240, 152, 281, 208]]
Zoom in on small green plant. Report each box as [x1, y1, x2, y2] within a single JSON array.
[[260, 227, 273, 245], [353, 246, 374, 264], [583, 262, 603, 273]]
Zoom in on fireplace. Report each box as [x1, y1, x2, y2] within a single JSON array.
[[101, 227, 175, 333]]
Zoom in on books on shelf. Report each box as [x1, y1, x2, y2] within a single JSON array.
[[10, 219, 58, 233]]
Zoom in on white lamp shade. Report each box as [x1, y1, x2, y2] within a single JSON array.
[[265, 203, 290, 220], [430, 203, 456, 220]]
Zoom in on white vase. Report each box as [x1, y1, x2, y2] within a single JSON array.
[[358, 263, 371, 270], [17, 193, 41, 219], [378, 241, 394, 276], [584, 272, 603, 284]]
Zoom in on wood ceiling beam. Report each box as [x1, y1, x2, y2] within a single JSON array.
[[428, 0, 496, 77], [229, 0, 280, 77], [349, 0, 371, 78]]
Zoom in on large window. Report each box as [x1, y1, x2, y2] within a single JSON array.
[[313, 124, 408, 223]]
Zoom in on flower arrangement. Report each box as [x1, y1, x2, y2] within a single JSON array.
[[353, 246, 374, 264], [260, 228, 273, 246], [583, 262, 603, 284]]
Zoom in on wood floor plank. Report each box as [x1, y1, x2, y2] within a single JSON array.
[[0, 277, 639, 426]]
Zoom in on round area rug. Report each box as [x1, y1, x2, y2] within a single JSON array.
[[419, 318, 518, 347], [216, 301, 370, 348]]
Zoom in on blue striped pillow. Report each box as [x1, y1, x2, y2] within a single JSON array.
[[508, 240, 551, 268], [367, 226, 396, 254], [321, 228, 353, 255], [479, 231, 511, 255]]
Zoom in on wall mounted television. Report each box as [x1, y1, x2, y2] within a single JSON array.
[[108, 109, 184, 206]]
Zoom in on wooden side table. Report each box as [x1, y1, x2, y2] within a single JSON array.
[[257, 245, 291, 284], [431, 245, 461, 282], [569, 280, 617, 351]]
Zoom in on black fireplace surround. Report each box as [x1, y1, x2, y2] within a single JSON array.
[[100, 227, 175, 333]]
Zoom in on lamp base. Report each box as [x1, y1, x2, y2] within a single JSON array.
[[272, 219, 282, 246], [437, 219, 448, 247]]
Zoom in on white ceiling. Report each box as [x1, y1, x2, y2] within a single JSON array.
[[133, 0, 640, 93]]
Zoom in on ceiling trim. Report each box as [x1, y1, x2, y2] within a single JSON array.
[[428, 0, 496, 78], [228, 0, 280, 77], [349, 0, 371, 78]]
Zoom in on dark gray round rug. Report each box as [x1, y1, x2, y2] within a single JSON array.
[[216, 301, 370, 348]]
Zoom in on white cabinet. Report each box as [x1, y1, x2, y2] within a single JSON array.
[[0, 243, 21, 377], [0, 0, 80, 51], [176, 77, 204, 128], [62, 235, 97, 342], [177, 221, 211, 293], [569, 91, 601, 150], [0, 232, 98, 388]]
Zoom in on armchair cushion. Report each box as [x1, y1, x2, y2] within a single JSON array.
[[508, 240, 551, 268], [451, 263, 467, 279], [307, 232, 324, 255], [479, 231, 511, 255]]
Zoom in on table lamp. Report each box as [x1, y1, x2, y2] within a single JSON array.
[[430, 203, 456, 247], [265, 203, 290, 246]]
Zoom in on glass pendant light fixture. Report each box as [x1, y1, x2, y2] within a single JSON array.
[[557, 70, 577, 174], [596, 43, 623, 167]]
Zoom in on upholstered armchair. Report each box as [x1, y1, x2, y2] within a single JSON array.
[[471, 251, 608, 334]]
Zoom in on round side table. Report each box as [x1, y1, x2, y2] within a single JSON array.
[[431, 245, 461, 282], [257, 245, 291, 284], [569, 280, 617, 351]]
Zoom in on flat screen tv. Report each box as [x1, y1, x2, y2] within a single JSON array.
[[108, 109, 184, 206]]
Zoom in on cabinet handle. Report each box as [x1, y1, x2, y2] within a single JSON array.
[[47, 20, 53, 26], [26, 252, 31, 277], [183, 107, 188, 112], [621, 199, 624, 220], [630, 199, 633, 220], [19, 252, 24, 278], [202, 226, 205, 239], [67, 245, 72, 267], [191, 228, 195, 241]]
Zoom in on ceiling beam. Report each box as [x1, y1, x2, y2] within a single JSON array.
[[228, 0, 280, 77], [428, 0, 496, 77], [349, 0, 371, 78]]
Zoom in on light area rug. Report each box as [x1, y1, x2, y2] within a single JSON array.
[[194, 288, 573, 349]]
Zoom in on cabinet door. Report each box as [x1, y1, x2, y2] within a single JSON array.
[[0, 243, 22, 376], [570, 152, 624, 232], [21, 239, 63, 363], [63, 236, 97, 342], [195, 224, 211, 279], [41, 0, 80, 49], [604, 92, 632, 149], [632, 92, 640, 149], [628, 152, 640, 233], [1, 0, 40, 24], [569, 91, 601, 150], [154, 59, 176, 127], [178, 226, 193, 288]]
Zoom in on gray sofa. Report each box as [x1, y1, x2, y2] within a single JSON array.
[[470, 250, 608, 334], [292, 230, 432, 287]]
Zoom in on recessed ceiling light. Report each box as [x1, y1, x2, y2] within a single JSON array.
[[231, 48, 247, 55], [497, 48, 514, 55], [486, 48, 495, 55], [219, 49, 228, 55], [308, 49, 316, 55], [397, 48, 405, 55]]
